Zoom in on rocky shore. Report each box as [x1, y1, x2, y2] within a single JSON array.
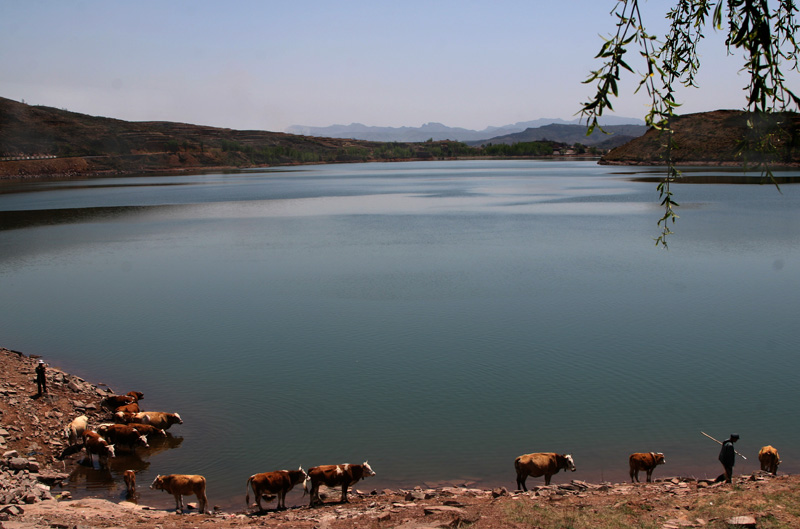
[[2, 346, 798, 529]]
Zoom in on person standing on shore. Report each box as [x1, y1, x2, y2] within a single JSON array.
[[718, 433, 739, 483], [35, 359, 47, 396]]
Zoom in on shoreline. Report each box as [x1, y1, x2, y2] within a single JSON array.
[[3, 346, 800, 529], [0, 155, 593, 182]]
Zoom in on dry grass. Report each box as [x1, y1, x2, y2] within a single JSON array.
[[497, 477, 800, 529]]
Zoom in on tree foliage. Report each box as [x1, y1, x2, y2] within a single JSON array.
[[580, 0, 800, 247]]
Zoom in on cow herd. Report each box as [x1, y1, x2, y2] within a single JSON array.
[[59, 392, 784, 515], [59, 391, 182, 472]]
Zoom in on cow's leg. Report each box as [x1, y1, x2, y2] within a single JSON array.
[[544, 474, 551, 486], [277, 491, 285, 510], [174, 493, 183, 513], [309, 484, 319, 507], [254, 487, 263, 511], [632, 469, 639, 483], [516, 472, 527, 492], [198, 490, 208, 514], [646, 469, 653, 482]]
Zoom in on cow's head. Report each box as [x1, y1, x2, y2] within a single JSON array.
[[291, 466, 308, 485], [150, 475, 164, 490], [361, 461, 376, 478], [562, 454, 576, 472], [170, 413, 183, 425], [136, 434, 149, 448], [127, 391, 144, 401], [654, 452, 666, 465], [106, 444, 116, 458]]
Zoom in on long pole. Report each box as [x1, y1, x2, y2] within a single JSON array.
[[701, 431, 747, 460]]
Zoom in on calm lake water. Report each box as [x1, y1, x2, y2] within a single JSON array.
[[1, 160, 798, 509]]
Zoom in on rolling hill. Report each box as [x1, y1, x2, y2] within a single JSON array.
[[467, 123, 648, 149], [0, 96, 476, 178], [600, 110, 800, 165]]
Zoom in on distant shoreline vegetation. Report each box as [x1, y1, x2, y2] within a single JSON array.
[[0, 96, 608, 179], [5, 96, 798, 180]]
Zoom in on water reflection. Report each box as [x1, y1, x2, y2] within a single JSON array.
[[630, 173, 800, 185], [0, 206, 153, 231], [140, 434, 184, 458], [63, 435, 183, 496]]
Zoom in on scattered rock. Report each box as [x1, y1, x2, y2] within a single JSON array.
[[726, 515, 757, 527], [423, 505, 467, 516], [405, 490, 426, 501], [0, 505, 24, 516], [8, 457, 29, 470], [491, 487, 508, 498]]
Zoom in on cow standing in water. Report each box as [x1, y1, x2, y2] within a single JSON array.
[[124, 470, 137, 497], [304, 462, 375, 506], [82, 431, 115, 470]]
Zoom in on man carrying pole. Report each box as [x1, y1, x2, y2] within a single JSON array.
[[716, 433, 740, 483]]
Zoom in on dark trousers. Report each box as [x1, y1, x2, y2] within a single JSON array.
[[37, 376, 46, 395], [717, 464, 734, 483]]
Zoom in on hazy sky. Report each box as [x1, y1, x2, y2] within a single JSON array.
[[0, 0, 780, 132]]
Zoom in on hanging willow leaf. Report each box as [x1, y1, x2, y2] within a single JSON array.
[[579, 0, 800, 248]]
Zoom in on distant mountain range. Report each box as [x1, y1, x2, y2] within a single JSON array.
[[287, 116, 646, 143], [467, 123, 649, 150]]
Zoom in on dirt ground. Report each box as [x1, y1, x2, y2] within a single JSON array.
[[2, 346, 799, 529]]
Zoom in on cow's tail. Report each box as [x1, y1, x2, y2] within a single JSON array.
[[245, 475, 253, 506]]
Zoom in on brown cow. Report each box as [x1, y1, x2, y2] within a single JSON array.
[[124, 470, 136, 496], [304, 462, 375, 506], [82, 430, 115, 469], [514, 452, 576, 490], [100, 391, 144, 411], [122, 423, 167, 438], [150, 474, 208, 514], [96, 423, 149, 452], [114, 402, 140, 415], [629, 452, 666, 483], [117, 411, 183, 430], [245, 467, 307, 511], [758, 445, 781, 475], [126, 391, 145, 401]]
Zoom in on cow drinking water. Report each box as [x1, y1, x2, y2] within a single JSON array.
[[758, 445, 781, 475], [82, 430, 115, 470]]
